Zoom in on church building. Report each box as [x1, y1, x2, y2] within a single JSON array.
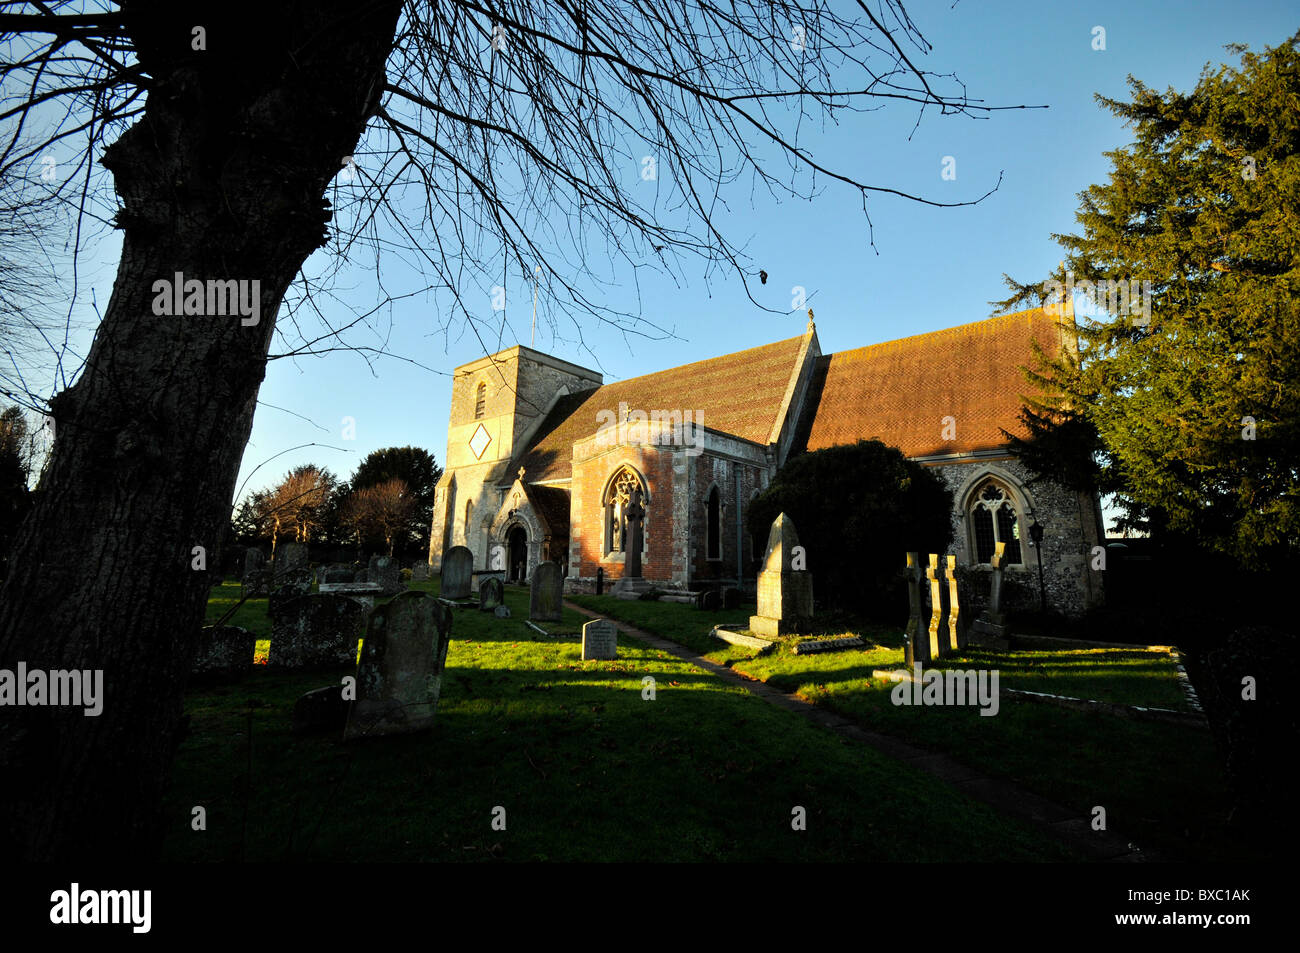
[[429, 306, 1106, 617]]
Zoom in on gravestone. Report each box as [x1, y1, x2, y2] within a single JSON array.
[[322, 566, 353, 584], [479, 575, 504, 612], [369, 555, 403, 597], [581, 618, 618, 661], [242, 568, 272, 599], [345, 591, 454, 741], [268, 572, 312, 619], [411, 562, 430, 582], [945, 555, 964, 652], [243, 548, 265, 577], [970, 541, 1011, 648], [904, 552, 928, 666], [699, 590, 720, 612], [293, 685, 350, 735], [494, 605, 512, 618], [925, 554, 946, 660], [191, 625, 258, 682], [316, 580, 382, 611], [748, 512, 814, 637], [269, 593, 370, 670], [440, 546, 474, 600], [722, 587, 741, 610], [529, 560, 563, 621], [276, 542, 308, 577]]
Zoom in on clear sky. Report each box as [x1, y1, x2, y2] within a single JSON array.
[[29, 2, 1300, 502]]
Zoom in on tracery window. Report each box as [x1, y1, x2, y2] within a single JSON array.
[[970, 480, 1023, 565], [603, 467, 647, 556]]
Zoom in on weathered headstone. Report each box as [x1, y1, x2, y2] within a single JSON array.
[[269, 593, 370, 670], [529, 560, 563, 621], [242, 568, 272, 599], [276, 542, 308, 577], [368, 554, 403, 597], [904, 552, 927, 666], [191, 625, 258, 682], [322, 566, 353, 584], [243, 548, 265, 577], [581, 618, 618, 660], [479, 575, 504, 612], [494, 605, 512, 618], [440, 545, 474, 600], [945, 554, 964, 652], [316, 580, 382, 611], [411, 562, 431, 582], [748, 512, 814, 637], [344, 591, 454, 741], [293, 685, 350, 735], [700, 590, 720, 612], [268, 572, 312, 619], [926, 554, 946, 660]]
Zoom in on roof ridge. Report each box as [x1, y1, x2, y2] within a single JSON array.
[[596, 332, 807, 390], [827, 307, 1063, 362]]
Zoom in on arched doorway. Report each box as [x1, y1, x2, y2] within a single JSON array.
[[507, 525, 528, 583]]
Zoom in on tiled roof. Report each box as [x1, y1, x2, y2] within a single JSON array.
[[518, 334, 808, 481], [523, 483, 571, 537], [799, 309, 1067, 458]]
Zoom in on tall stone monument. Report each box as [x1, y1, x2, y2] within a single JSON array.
[[611, 487, 653, 599], [945, 554, 964, 652], [970, 541, 1011, 649], [748, 512, 813, 637], [440, 545, 474, 600], [904, 552, 927, 666], [345, 591, 454, 740]]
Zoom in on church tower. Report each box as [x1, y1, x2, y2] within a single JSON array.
[[428, 346, 601, 569]]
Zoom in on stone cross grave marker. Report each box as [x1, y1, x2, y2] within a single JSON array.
[[345, 591, 454, 740], [904, 552, 927, 666], [945, 554, 964, 652], [529, 560, 563, 621], [440, 545, 474, 600], [581, 618, 618, 660]]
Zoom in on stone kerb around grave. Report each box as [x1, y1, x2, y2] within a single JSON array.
[[344, 591, 454, 740]]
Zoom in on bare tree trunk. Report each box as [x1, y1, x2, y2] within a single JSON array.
[[0, 1, 402, 861]]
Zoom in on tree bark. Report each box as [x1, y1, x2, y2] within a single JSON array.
[[0, 0, 402, 861]]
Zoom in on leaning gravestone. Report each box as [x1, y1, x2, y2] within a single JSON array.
[[345, 591, 454, 740], [269, 593, 369, 670], [411, 562, 430, 582], [748, 512, 814, 637], [191, 625, 258, 682], [440, 546, 474, 600], [581, 618, 618, 661], [369, 555, 404, 597], [529, 560, 563, 622], [479, 575, 504, 612]]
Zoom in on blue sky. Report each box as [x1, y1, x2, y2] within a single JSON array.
[[30, 2, 1300, 501]]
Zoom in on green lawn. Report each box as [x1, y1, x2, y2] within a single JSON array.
[[169, 580, 1078, 861], [568, 593, 1252, 862]]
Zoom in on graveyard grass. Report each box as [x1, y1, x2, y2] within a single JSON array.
[[568, 594, 1253, 863], [171, 580, 1077, 861]]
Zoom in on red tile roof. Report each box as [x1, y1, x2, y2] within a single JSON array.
[[802, 309, 1067, 458], [518, 334, 808, 481]]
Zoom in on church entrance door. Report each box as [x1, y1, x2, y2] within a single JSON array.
[[507, 526, 528, 583]]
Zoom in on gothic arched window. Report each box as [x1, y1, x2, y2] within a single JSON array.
[[705, 485, 721, 560], [969, 479, 1023, 565], [474, 382, 487, 419], [603, 467, 648, 557]]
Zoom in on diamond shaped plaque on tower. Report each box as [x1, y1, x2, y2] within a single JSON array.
[[468, 423, 492, 459]]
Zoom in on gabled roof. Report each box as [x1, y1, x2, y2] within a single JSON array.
[[518, 333, 809, 481], [523, 483, 571, 537], [798, 308, 1068, 458]]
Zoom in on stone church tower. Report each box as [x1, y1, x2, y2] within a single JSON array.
[[428, 346, 600, 578]]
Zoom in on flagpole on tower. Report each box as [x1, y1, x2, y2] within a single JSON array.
[[531, 265, 541, 348]]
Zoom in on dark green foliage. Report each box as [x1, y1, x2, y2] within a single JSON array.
[[747, 440, 952, 618], [348, 445, 442, 550], [997, 35, 1300, 566]]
